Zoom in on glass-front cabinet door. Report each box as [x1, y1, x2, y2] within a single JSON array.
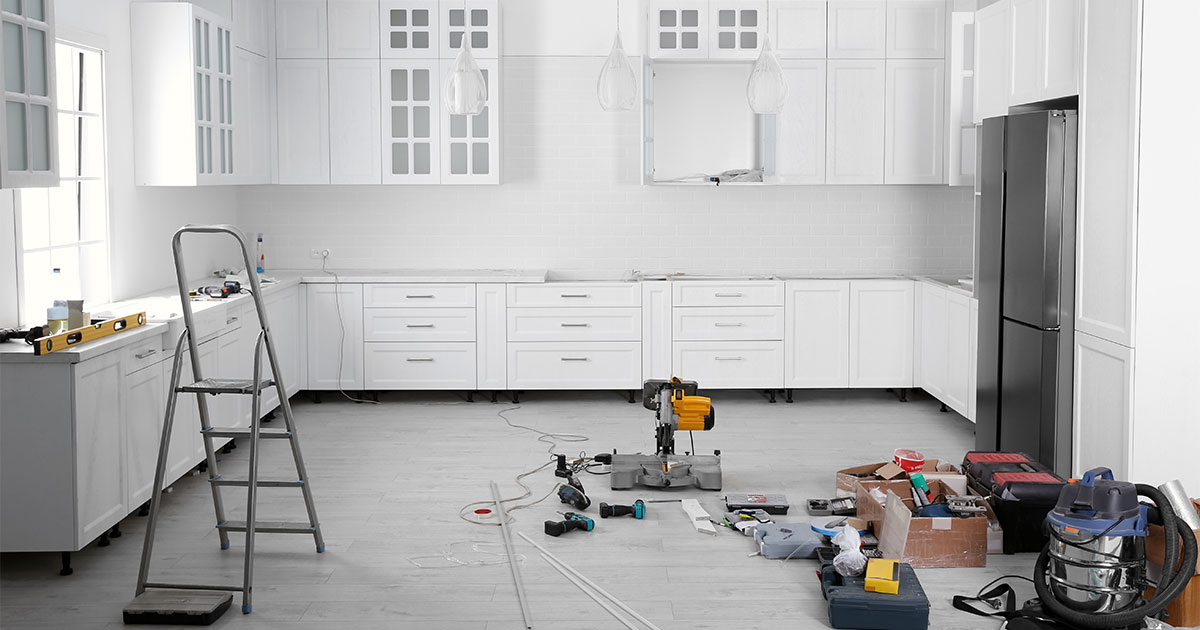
[[1, 0, 59, 188]]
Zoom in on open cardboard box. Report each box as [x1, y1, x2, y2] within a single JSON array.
[[835, 459, 965, 497], [856, 479, 993, 568], [1143, 498, 1200, 628]]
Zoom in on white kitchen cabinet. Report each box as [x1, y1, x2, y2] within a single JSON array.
[[276, 58, 330, 184], [884, 58, 944, 184], [381, 60, 440, 183], [826, 59, 884, 184], [508, 342, 641, 390], [968, 296, 978, 421], [216, 316, 251, 432], [440, 0, 499, 59], [916, 281, 947, 397], [329, 0, 379, 58], [306, 283, 364, 390], [380, 0, 439, 58], [365, 283, 476, 307], [511, 283, 641, 308], [365, 307, 476, 342], [642, 282, 673, 380], [1, 0, 58, 189], [1008, 0, 1079, 106], [1007, 0, 1040, 106], [771, 60, 826, 184], [827, 0, 885, 58], [647, 0, 709, 59], [234, 0, 272, 57], [476, 284, 507, 390], [772, 1, 827, 58], [125, 359, 165, 509], [364, 342, 476, 389], [329, 59, 382, 184], [262, 284, 306, 411], [972, 0, 1008, 123], [943, 290, 972, 415], [915, 281, 976, 417], [785, 280, 850, 389], [946, 11, 975, 186], [439, 59, 499, 184], [276, 0, 327, 58], [885, 0, 945, 58], [673, 307, 783, 342], [131, 3, 236, 185], [508, 307, 641, 343], [849, 279, 913, 388], [232, 47, 272, 185], [1073, 331, 1133, 482], [672, 281, 783, 307], [708, 1, 767, 60], [74, 351, 128, 546], [672, 341, 784, 389]]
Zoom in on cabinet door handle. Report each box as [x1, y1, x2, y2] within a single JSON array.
[[227, 316, 239, 324], [560, 357, 590, 362], [714, 356, 744, 361], [560, 323, 590, 327], [560, 293, 590, 298], [406, 357, 435, 362], [713, 322, 745, 327], [714, 292, 744, 298], [406, 324, 436, 328], [135, 349, 158, 359], [406, 295, 435, 299]]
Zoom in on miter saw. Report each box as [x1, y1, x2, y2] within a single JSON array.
[[605, 378, 722, 490]]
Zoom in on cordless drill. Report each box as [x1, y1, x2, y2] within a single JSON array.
[[555, 455, 591, 511], [544, 512, 594, 537], [599, 500, 645, 519]]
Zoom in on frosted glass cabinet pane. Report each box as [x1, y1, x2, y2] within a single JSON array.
[[2, 0, 21, 15], [26, 0, 41, 21], [30, 103, 48, 169], [4, 21, 24, 92], [27, 27, 46, 96], [6, 101, 27, 170]]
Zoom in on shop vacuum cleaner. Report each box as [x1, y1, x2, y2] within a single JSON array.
[[956, 468, 1198, 630]]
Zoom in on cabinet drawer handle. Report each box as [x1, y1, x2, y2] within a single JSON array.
[[406, 357, 435, 362], [406, 295, 435, 299], [560, 323, 590, 327], [714, 293, 744, 298], [227, 316, 239, 324], [560, 293, 590, 298], [560, 357, 590, 362], [406, 324, 436, 328], [714, 356, 744, 361], [713, 322, 745, 327], [135, 349, 158, 359]]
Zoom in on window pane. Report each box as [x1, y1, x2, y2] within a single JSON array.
[[47, 180, 79, 246], [78, 242, 110, 305], [79, 114, 103, 177], [19, 187, 49, 249], [27, 27, 47, 96], [55, 44, 75, 111], [48, 246, 80, 301], [80, 49, 101, 114], [78, 179, 106, 242], [29, 103, 49, 169], [21, 250, 53, 321], [56, 112, 75, 175], [4, 21, 24, 92], [6, 101, 27, 170]]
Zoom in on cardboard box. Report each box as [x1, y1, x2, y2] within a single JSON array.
[[835, 460, 963, 497], [856, 479, 990, 568], [1143, 498, 1200, 627]]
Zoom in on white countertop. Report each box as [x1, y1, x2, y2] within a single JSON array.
[[0, 323, 168, 364], [298, 269, 549, 284], [915, 275, 975, 297]]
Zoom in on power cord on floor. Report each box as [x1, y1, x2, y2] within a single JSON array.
[[322, 254, 379, 405], [407, 541, 527, 569]]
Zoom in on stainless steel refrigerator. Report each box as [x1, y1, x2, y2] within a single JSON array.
[[976, 109, 1078, 476]]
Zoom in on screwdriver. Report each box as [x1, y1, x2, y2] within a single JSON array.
[[599, 500, 646, 519], [544, 512, 594, 537]]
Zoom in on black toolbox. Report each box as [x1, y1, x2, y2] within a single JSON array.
[[962, 452, 1067, 554], [819, 562, 929, 630]]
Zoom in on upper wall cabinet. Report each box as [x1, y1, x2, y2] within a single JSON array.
[[647, 1, 710, 59], [329, 0, 379, 58], [826, 1, 885, 58], [972, 0, 1007, 122], [946, 11, 975, 186], [1, 0, 59, 189], [884, 58, 944, 184], [973, 0, 1080, 123], [439, 59, 498, 183], [772, 1, 827, 58], [276, 0, 328, 58], [440, 0, 498, 59], [885, 0, 945, 59], [132, 3, 237, 186], [708, 1, 767, 60], [276, 58, 330, 184], [234, 0, 271, 57], [380, 0, 439, 58], [825, 59, 884, 184], [381, 60, 439, 183], [770, 59, 826, 184]]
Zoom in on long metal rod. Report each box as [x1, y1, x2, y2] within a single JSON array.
[[518, 532, 663, 630], [241, 332, 267, 615], [491, 481, 533, 630], [135, 331, 189, 596], [540, 553, 638, 630]]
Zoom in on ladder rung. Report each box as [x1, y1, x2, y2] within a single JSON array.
[[202, 428, 292, 439], [178, 378, 276, 395], [141, 582, 245, 593], [217, 521, 316, 534], [209, 477, 305, 488]]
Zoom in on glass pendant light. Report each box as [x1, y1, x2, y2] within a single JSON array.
[[747, 6, 787, 114], [445, 34, 488, 115], [597, 1, 637, 111]]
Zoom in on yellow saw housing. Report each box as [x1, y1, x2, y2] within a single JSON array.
[[671, 383, 714, 431]]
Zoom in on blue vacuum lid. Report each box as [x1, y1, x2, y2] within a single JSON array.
[[1049, 467, 1146, 535]]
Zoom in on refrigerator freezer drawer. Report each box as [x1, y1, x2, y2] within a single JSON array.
[[999, 319, 1072, 474]]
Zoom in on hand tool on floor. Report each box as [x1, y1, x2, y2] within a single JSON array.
[[544, 512, 594, 537], [725, 493, 790, 514], [557, 482, 591, 511], [808, 496, 856, 517], [599, 500, 645, 519], [608, 378, 722, 490]]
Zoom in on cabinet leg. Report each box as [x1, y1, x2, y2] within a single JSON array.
[[372, 391, 379, 402], [59, 552, 73, 576], [138, 501, 150, 517], [109, 523, 122, 539], [897, 388, 909, 403], [785, 389, 794, 403], [221, 441, 235, 455], [490, 391, 498, 403], [467, 391, 475, 403], [263, 410, 276, 423], [627, 390, 636, 404], [767, 390, 777, 404], [198, 461, 208, 473], [511, 391, 520, 404], [312, 392, 322, 404], [98, 532, 110, 548], [940, 403, 949, 413]]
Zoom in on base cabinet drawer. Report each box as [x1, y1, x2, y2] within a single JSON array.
[[363, 283, 476, 308], [507, 342, 641, 389], [364, 307, 476, 342], [673, 307, 784, 341], [671, 341, 784, 389], [672, 282, 784, 307], [507, 283, 641, 308], [507, 307, 641, 342], [363, 342, 477, 389]]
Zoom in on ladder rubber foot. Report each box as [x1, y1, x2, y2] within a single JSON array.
[[316, 545, 325, 553], [220, 542, 230, 550], [242, 605, 252, 614]]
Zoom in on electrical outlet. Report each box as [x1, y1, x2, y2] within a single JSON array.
[[309, 248, 332, 259]]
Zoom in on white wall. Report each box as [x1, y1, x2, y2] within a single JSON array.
[[239, 56, 975, 277], [0, 191, 17, 327]]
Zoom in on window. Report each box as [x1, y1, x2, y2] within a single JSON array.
[[16, 42, 108, 325]]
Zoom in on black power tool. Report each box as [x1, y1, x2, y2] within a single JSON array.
[[544, 513, 594, 537]]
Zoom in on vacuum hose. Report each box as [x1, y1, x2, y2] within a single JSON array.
[[1033, 484, 1198, 629]]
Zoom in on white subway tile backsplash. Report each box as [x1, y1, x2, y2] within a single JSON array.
[[239, 57, 973, 278]]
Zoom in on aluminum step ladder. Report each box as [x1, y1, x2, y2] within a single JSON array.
[[127, 225, 324, 622]]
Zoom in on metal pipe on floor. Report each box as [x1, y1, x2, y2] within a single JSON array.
[[517, 532, 663, 630], [491, 481, 533, 629], [540, 553, 638, 630]]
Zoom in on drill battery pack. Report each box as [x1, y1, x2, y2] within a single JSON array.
[[820, 561, 929, 630]]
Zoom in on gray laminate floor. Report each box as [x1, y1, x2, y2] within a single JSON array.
[[0, 389, 1038, 629]]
